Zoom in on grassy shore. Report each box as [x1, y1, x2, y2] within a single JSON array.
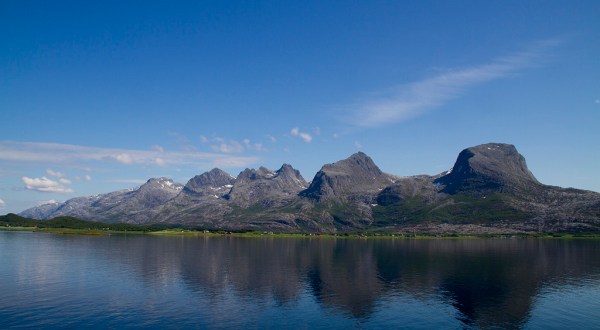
[[2, 225, 599, 239], [2, 212, 599, 238]]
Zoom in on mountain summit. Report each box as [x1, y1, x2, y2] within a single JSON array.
[[300, 152, 393, 201], [19, 143, 600, 234], [434, 143, 539, 194], [183, 168, 235, 197], [228, 164, 307, 207]]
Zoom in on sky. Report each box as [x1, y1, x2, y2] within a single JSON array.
[[1, 0, 599, 214]]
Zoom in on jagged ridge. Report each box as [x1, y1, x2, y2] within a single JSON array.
[[18, 143, 600, 233]]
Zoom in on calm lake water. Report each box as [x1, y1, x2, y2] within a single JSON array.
[[1, 231, 599, 329]]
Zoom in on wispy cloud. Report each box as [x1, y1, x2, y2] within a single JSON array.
[[111, 179, 148, 184], [343, 39, 562, 128], [0, 198, 5, 208], [210, 138, 244, 153], [46, 169, 65, 178], [0, 141, 259, 168], [242, 139, 266, 152], [290, 127, 312, 142], [200, 136, 267, 153], [37, 199, 59, 206], [22, 176, 74, 194]]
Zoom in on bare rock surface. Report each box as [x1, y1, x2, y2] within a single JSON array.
[[19, 143, 600, 233]]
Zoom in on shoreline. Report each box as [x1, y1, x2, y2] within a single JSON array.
[[2, 226, 599, 239]]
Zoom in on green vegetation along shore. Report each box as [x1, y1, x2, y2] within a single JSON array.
[[1, 213, 599, 239]]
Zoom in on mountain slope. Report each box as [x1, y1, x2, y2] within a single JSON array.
[[182, 168, 235, 197], [374, 144, 600, 233], [21, 178, 183, 224], [300, 152, 394, 201], [228, 164, 307, 207], [434, 143, 539, 194], [18, 143, 600, 234]]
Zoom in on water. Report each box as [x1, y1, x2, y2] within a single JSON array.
[[1, 231, 599, 329]]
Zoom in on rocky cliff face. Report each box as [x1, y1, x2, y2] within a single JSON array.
[[300, 152, 394, 201], [182, 168, 235, 197], [227, 164, 307, 207], [434, 143, 539, 194], [18, 143, 600, 234], [21, 178, 182, 224]]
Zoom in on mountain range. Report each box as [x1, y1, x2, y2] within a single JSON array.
[[20, 143, 600, 234]]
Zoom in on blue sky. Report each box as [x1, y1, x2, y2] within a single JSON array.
[[1, 1, 599, 214]]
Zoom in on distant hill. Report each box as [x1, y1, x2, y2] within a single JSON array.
[[0, 213, 163, 232], [19, 143, 600, 234]]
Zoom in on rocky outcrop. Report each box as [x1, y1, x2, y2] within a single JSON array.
[[300, 152, 394, 202], [227, 164, 307, 207], [434, 143, 539, 194], [182, 168, 235, 197]]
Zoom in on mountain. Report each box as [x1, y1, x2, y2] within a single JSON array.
[[227, 164, 307, 207], [18, 143, 600, 234], [182, 168, 235, 197], [21, 177, 183, 224], [434, 143, 539, 194], [374, 144, 600, 234], [300, 152, 394, 201]]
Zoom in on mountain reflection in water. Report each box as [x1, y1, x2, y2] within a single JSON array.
[[1, 232, 599, 329]]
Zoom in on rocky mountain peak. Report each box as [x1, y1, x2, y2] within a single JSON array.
[[17, 143, 600, 234], [300, 152, 389, 201], [227, 164, 308, 207], [277, 163, 295, 173], [435, 143, 539, 194], [321, 152, 382, 175], [276, 163, 304, 180], [183, 168, 235, 195], [141, 177, 183, 191]]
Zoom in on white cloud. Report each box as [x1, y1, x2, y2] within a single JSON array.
[[46, 169, 65, 178], [355, 141, 363, 149], [111, 179, 147, 184], [151, 145, 164, 153], [300, 133, 312, 142], [37, 199, 59, 206], [0, 141, 258, 169], [290, 127, 313, 143], [84, 175, 92, 181], [266, 135, 277, 143], [0, 198, 5, 208], [343, 39, 563, 128], [243, 138, 266, 152], [114, 153, 134, 164], [211, 139, 244, 153], [155, 158, 167, 166], [22, 176, 73, 194], [201, 136, 267, 153], [59, 178, 71, 185], [101, 153, 135, 165]]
